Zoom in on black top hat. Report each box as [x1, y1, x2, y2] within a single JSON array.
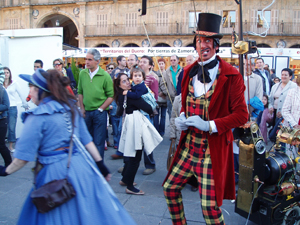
[[195, 13, 223, 39]]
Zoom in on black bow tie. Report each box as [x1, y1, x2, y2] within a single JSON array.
[[189, 58, 218, 83]]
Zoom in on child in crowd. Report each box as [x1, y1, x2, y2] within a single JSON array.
[[123, 66, 157, 117], [258, 94, 273, 144]]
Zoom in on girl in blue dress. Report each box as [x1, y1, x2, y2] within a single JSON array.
[[0, 69, 137, 225]]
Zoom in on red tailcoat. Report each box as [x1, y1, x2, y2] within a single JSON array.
[[163, 56, 248, 207]]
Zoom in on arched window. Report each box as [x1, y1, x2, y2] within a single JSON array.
[[220, 43, 231, 47], [257, 43, 271, 48], [123, 43, 139, 47], [38, 14, 78, 47], [154, 43, 170, 47], [96, 44, 109, 47], [290, 44, 300, 48]]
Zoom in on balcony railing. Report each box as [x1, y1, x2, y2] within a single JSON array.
[[0, 0, 22, 7], [85, 23, 184, 37], [0, 0, 111, 7], [30, 0, 76, 5], [85, 22, 300, 36]]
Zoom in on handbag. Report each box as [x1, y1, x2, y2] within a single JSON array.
[[167, 139, 176, 171], [30, 130, 76, 213], [157, 95, 167, 104], [122, 95, 127, 126]]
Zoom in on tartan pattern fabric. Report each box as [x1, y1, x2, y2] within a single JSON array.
[[184, 77, 218, 156], [164, 73, 225, 224], [186, 78, 217, 120], [163, 149, 224, 225]]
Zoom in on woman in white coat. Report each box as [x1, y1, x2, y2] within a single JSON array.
[[269, 68, 297, 142], [114, 73, 162, 195], [282, 75, 300, 129]]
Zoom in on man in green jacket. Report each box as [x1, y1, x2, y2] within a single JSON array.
[[78, 49, 114, 159]]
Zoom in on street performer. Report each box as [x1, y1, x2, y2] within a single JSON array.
[[163, 13, 248, 225]]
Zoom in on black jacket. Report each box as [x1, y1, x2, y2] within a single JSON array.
[[116, 95, 153, 117], [253, 69, 273, 95]]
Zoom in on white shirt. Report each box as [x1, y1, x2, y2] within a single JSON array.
[[183, 54, 219, 133], [89, 67, 99, 80], [192, 54, 219, 97], [5, 81, 28, 108]]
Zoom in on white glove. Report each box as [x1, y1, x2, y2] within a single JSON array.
[[21, 103, 29, 110], [175, 114, 189, 131], [185, 116, 209, 132]]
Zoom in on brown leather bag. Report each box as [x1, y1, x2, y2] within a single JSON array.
[[167, 139, 176, 171], [30, 179, 76, 213], [31, 130, 76, 213]]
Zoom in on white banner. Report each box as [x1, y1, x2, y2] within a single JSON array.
[[63, 47, 300, 59]]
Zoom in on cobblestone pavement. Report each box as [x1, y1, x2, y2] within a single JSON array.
[[0, 122, 258, 225]]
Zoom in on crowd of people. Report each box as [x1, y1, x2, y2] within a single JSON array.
[[232, 55, 299, 189], [0, 12, 299, 225], [0, 47, 184, 223]]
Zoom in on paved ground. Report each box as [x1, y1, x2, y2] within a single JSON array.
[[0, 122, 258, 225]]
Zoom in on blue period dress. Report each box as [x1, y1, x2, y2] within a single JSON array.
[[14, 97, 136, 225]]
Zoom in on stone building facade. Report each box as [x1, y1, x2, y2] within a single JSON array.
[[0, 0, 300, 49]]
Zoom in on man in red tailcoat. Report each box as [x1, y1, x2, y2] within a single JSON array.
[[163, 13, 248, 225]]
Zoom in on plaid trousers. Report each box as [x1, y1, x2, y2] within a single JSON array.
[[163, 147, 225, 225], [163, 76, 224, 224]]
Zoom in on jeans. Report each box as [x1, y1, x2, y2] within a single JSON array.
[[84, 110, 107, 159], [144, 151, 155, 169], [167, 99, 173, 121], [111, 115, 121, 147], [233, 153, 239, 184], [154, 106, 167, 136], [269, 117, 283, 143], [114, 116, 124, 156], [7, 106, 17, 143], [256, 110, 263, 127], [0, 118, 12, 166]]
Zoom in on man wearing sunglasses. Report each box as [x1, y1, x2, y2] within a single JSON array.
[[106, 63, 116, 79], [53, 58, 77, 94]]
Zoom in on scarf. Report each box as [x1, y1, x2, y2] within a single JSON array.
[[62, 68, 67, 77], [189, 57, 218, 83]]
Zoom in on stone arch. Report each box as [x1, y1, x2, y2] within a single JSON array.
[[96, 44, 110, 47], [289, 44, 300, 48], [154, 43, 171, 47], [186, 43, 194, 47], [220, 43, 231, 47], [257, 43, 271, 48], [123, 43, 140, 47], [35, 11, 80, 47]]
